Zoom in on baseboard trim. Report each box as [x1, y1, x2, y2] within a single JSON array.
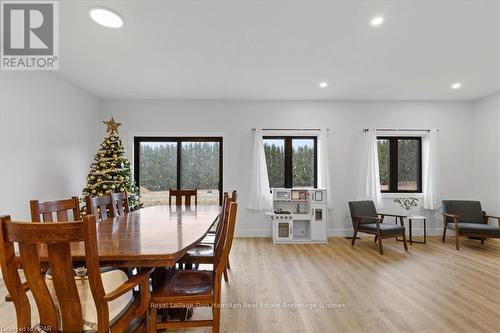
[[236, 227, 445, 238]]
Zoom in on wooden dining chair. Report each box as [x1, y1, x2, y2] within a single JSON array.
[[111, 191, 130, 216], [85, 194, 115, 221], [0, 214, 153, 333], [5, 196, 81, 303], [179, 191, 237, 282], [149, 202, 238, 333], [168, 189, 198, 207], [30, 196, 80, 222]]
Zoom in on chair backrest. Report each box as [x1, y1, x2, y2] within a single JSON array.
[[30, 196, 80, 222], [111, 191, 130, 216], [348, 200, 378, 226], [85, 194, 115, 221], [442, 200, 484, 223], [214, 202, 238, 278], [0, 215, 107, 332], [169, 189, 198, 207]]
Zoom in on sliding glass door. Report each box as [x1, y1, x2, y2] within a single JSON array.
[[134, 137, 222, 206]]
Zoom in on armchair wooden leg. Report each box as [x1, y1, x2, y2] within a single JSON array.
[[377, 233, 384, 255], [212, 303, 220, 333], [351, 230, 358, 246], [442, 227, 447, 242], [149, 306, 157, 333], [455, 232, 460, 250], [402, 232, 408, 252]]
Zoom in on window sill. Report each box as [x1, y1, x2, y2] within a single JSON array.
[[382, 192, 423, 199]]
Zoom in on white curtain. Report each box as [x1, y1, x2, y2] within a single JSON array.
[[357, 129, 384, 209], [422, 128, 441, 210], [318, 128, 333, 209], [247, 128, 273, 211]]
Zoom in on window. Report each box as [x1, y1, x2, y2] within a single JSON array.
[[134, 137, 222, 206], [263, 136, 317, 188], [377, 137, 422, 193]]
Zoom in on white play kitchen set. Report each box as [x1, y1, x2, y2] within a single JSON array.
[[266, 188, 327, 244]]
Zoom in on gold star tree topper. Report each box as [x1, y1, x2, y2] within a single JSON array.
[[103, 117, 121, 134]]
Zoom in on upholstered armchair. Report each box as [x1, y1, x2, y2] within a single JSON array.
[[442, 200, 500, 250], [348, 200, 408, 255]]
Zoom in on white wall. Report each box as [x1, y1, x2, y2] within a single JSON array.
[[101, 99, 476, 237], [472, 93, 500, 217], [0, 72, 101, 220]]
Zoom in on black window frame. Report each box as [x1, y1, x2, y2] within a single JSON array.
[[377, 136, 422, 193], [133, 136, 223, 204], [263, 136, 318, 188]]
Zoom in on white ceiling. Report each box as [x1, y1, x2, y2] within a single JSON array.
[[59, 0, 500, 101]]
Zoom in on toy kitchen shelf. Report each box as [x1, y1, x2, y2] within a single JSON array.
[[266, 188, 327, 244]]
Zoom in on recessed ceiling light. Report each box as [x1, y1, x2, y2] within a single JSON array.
[[370, 16, 384, 26], [319, 81, 328, 89], [451, 82, 462, 90], [90, 7, 123, 28]]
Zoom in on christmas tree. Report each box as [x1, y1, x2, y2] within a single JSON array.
[[81, 117, 142, 216]]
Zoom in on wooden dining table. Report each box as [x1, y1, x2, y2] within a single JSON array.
[[37, 205, 220, 268]]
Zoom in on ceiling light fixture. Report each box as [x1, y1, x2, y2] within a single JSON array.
[[451, 82, 462, 90], [90, 7, 123, 28], [319, 81, 328, 89], [370, 16, 384, 26]]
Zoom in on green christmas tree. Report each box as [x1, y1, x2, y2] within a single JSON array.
[[81, 117, 142, 216]]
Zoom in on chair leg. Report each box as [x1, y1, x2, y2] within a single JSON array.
[[402, 232, 408, 252], [212, 299, 221, 333], [455, 232, 460, 250], [442, 227, 447, 242], [351, 230, 358, 246], [481, 238, 486, 245], [149, 306, 157, 333], [377, 233, 384, 255], [223, 268, 229, 282]]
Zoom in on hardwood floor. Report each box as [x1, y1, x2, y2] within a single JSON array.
[[1, 236, 499, 332]]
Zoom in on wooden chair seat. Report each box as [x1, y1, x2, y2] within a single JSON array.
[[186, 244, 214, 258], [153, 270, 214, 302]]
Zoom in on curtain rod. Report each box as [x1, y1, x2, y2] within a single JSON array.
[[362, 128, 435, 133], [252, 128, 330, 131]]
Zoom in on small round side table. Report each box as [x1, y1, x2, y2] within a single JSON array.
[[407, 215, 427, 245]]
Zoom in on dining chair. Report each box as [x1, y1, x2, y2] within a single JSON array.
[[30, 196, 80, 222], [168, 189, 198, 207], [0, 215, 153, 332], [204, 191, 237, 238], [111, 191, 130, 216], [179, 191, 237, 282], [200, 191, 237, 270], [5, 197, 82, 303], [85, 194, 115, 221], [149, 202, 238, 333]]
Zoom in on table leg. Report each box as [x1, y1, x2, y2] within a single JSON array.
[[409, 219, 413, 245], [424, 219, 426, 244]]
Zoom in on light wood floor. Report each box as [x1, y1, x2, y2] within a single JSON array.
[[1, 236, 499, 332]]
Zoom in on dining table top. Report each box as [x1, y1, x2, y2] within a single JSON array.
[[38, 205, 220, 268]]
